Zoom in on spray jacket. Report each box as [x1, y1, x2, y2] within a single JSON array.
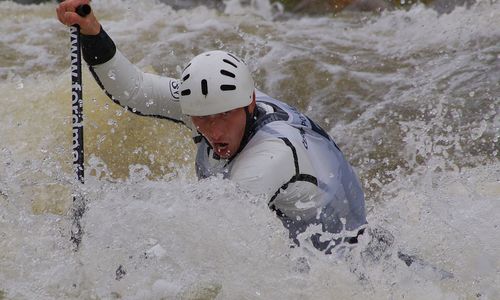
[[81, 28, 367, 250]]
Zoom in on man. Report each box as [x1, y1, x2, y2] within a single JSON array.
[[57, 0, 367, 253]]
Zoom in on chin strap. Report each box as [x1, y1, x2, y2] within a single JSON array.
[[244, 104, 260, 142], [228, 105, 259, 162], [244, 106, 256, 133]]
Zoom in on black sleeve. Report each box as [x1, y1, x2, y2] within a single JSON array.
[[81, 26, 117, 66]]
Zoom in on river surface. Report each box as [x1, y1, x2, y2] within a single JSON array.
[[0, 0, 499, 299]]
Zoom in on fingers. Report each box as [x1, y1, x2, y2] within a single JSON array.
[[56, 0, 91, 26], [56, 0, 100, 35], [63, 11, 83, 26]]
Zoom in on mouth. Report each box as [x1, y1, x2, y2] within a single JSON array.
[[213, 142, 230, 155]]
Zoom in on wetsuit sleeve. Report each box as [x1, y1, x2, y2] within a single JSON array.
[[81, 27, 116, 66], [230, 138, 323, 221], [81, 27, 189, 126]]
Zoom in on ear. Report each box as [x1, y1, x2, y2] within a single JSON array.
[[248, 90, 257, 113]]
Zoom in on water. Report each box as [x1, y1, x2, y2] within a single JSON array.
[[1, 0, 499, 299]]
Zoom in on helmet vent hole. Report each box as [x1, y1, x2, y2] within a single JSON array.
[[223, 59, 237, 68], [182, 63, 191, 72], [227, 53, 240, 62], [183, 74, 190, 81], [220, 85, 236, 91], [181, 89, 191, 96], [201, 79, 208, 96], [220, 70, 235, 78]]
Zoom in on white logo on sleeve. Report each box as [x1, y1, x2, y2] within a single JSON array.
[[169, 80, 180, 101]]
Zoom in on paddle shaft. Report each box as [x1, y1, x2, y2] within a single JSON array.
[[70, 4, 91, 250], [70, 4, 90, 184]]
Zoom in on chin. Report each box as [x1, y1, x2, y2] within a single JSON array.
[[221, 149, 239, 159], [219, 153, 232, 159]]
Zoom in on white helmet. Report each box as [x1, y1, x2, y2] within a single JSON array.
[[179, 50, 254, 116]]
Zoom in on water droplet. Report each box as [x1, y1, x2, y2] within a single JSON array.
[[470, 120, 487, 140], [108, 70, 116, 80]]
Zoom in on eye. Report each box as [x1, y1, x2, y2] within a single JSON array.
[[219, 111, 234, 119]]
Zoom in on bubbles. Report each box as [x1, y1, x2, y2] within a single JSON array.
[[470, 120, 488, 140], [107, 119, 117, 126]]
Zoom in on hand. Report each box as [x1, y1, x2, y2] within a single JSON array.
[[56, 0, 100, 35]]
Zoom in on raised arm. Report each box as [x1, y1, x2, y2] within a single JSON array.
[[82, 29, 187, 124], [56, 0, 188, 126]]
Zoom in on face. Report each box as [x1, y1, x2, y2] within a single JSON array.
[[191, 107, 248, 159]]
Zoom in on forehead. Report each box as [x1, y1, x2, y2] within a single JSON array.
[[191, 107, 241, 119]]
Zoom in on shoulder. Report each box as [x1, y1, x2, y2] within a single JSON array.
[[230, 137, 296, 196], [230, 135, 323, 221]]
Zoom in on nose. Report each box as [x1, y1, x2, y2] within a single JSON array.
[[206, 119, 225, 141]]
